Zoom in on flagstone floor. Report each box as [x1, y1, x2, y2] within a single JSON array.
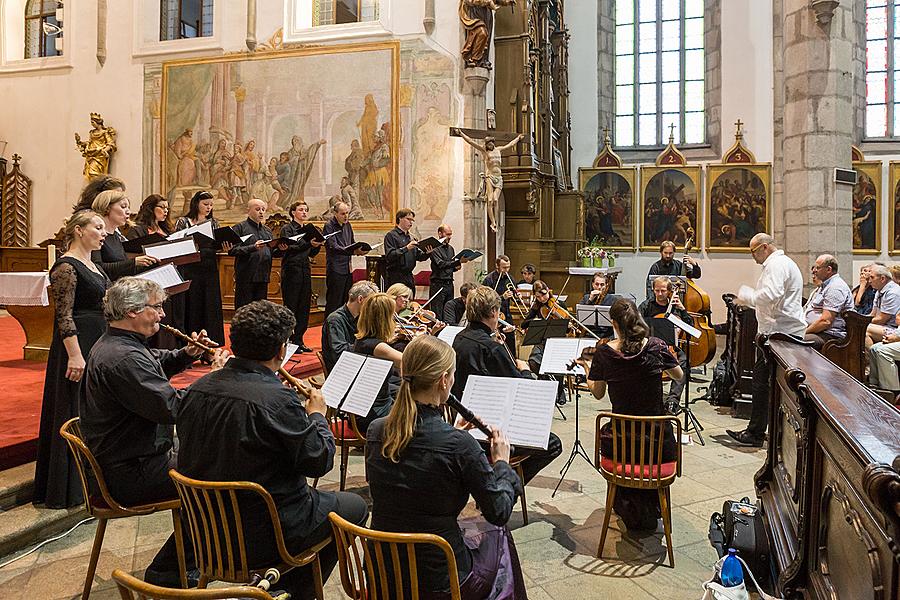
[[0, 378, 765, 599]]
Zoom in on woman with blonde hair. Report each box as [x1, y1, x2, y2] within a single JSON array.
[[386, 282, 413, 316], [366, 335, 527, 598], [91, 189, 157, 280], [352, 293, 404, 433], [34, 211, 111, 508]]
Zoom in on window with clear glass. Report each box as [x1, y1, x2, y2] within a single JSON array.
[[864, 2, 900, 138], [25, 0, 61, 58], [614, 0, 705, 147], [160, 0, 213, 41], [313, 0, 379, 26]]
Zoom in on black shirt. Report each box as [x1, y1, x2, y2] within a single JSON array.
[[321, 305, 356, 373], [481, 270, 515, 321], [429, 243, 460, 282], [323, 217, 354, 274], [646, 258, 701, 297], [366, 404, 520, 591], [852, 285, 876, 316], [91, 230, 139, 281], [229, 218, 274, 283], [637, 298, 693, 347], [277, 220, 321, 271], [81, 327, 196, 470], [176, 357, 337, 564], [383, 226, 427, 282], [451, 321, 531, 399], [442, 297, 466, 325]]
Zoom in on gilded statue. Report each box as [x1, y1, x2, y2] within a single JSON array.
[[457, 131, 524, 232], [75, 113, 117, 179], [459, 0, 516, 68]]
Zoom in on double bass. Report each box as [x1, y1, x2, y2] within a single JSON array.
[[680, 233, 717, 366]]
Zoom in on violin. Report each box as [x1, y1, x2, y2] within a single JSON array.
[[408, 301, 447, 335], [537, 294, 568, 320], [393, 314, 427, 341], [566, 337, 611, 372]]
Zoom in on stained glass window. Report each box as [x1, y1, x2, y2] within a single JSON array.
[[159, 0, 213, 41], [614, 0, 705, 147], [865, 2, 900, 138], [24, 0, 61, 59], [313, 0, 379, 26]]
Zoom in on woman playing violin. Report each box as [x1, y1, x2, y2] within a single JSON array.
[[353, 293, 404, 434], [521, 280, 569, 405], [386, 283, 414, 317], [575, 298, 683, 531]]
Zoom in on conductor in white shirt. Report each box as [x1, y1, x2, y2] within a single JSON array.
[[727, 233, 806, 447]]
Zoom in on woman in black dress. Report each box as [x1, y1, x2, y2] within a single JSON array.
[[91, 190, 158, 280], [174, 191, 230, 345], [34, 211, 111, 508], [128, 194, 172, 237], [366, 335, 527, 599], [352, 293, 403, 434], [580, 298, 683, 531]]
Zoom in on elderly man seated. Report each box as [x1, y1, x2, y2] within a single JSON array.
[[865, 264, 900, 348], [803, 254, 853, 349]]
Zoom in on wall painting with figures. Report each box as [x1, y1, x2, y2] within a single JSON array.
[[852, 157, 880, 255], [580, 134, 635, 250], [159, 41, 399, 228], [889, 161, 900, 255], [639, 135, 699, 251]]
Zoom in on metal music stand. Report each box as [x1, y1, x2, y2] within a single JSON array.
[[551, 355, 595, 497], [666, 314, 705, 446]]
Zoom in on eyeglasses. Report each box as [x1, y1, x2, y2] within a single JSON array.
[[749, 243, 767, 254], [142, 303, 165, 313]]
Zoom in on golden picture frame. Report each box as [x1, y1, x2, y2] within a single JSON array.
[[888, 161, 900, 255], [853, 160, 881, 255], [579, 166, 638, 251], [705, 163, 771, 252], [159, 40, 401, 229], [639, 164, 701, 251]]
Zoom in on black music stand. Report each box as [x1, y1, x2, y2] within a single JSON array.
[[521, 319, 568, 346], [551, 353, 595, 497], [665, 314, 705, 446]]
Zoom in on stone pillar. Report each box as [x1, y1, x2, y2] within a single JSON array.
[[234, 86, 246, 143], [462, 66, 490, 281], [779, 0, 855, 283]]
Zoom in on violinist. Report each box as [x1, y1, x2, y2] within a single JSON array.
[[580, 272, 619, 338], [481, 255, 517, 355], [386, 283, 414, 318], [522, 280, 570, 406], [646, 240, 701, 299], [638, 276, 693, 410], [353, 293, 404, 434], [387, 283, 447, 339]]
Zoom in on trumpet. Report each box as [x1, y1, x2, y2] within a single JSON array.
[[159, 323, 312, 399]]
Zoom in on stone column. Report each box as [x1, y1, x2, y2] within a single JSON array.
[[462, 66, 490, 281], [234, 86, 246, 143], [779, 0, 855, 282]]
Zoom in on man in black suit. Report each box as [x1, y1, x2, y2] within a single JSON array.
[[230, 199, 282, 309]]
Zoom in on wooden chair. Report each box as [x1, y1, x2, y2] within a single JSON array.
[[328, 512, 462, 600], [317, 408, 367, 491], [821, 310, 872, 380], [111, 568, 271, 599], [593, 412, 682, 567], [169, 469, 330, 598], [316, 350, 330, 377], [59, 417, 187, 599]]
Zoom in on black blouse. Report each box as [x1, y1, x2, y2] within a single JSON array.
[[91, 230, 139, 281], [366, 404, 521, 591]]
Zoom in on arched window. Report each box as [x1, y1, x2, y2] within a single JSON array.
[[24, 0, 61, 59], [313, 0, 379, 27], [865, 2, 898, 139], [160, 0, 213, 41], [614, 0, 705, 147]]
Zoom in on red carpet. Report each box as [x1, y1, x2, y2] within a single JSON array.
[[0, 315, 324, 470]]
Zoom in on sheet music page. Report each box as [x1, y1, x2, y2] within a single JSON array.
[[322, 352, 367, 408], [368, 242, 383, 251], [460, 376, 514, 442], [144, 238, 197, 260], [340, 356, 393, 417], [437, 325, 464, 346], [667, 313, 701, 338], [539, 338, 582, 374], [280, 343, 299, 369], [239, 234, 253, 243], [137, 263, 184, 289], [323, 231, 340, 240], [506, 379, 558, 449], [167, 220, 213, 241]]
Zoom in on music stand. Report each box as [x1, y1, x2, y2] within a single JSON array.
[[666, 313, 706, 446], [575, 304, 614, 330], [521, 319, 568, 346]]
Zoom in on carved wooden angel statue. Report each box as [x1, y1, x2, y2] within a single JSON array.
[[459, 0, 516, 68], [458, 130, 524, 233], [75, 113, 117, 179]]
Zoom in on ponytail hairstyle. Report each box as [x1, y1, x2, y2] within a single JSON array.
[[381, 335, 456, 463], [609, 298, 649, 355]]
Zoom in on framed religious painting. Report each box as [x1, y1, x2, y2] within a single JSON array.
[[852, 147, 881, 255], [579, 132, 636, 250], [639, 135, 701, 251], [705, 122, 771, 252], [888, 161, 900, 254], [159, 41, 400, 228]]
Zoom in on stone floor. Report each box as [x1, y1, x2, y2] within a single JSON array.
[[0, 379, 765, 599]]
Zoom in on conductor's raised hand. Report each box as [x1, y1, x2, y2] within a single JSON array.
[[305, 388, 327, 416], [489, 427, 511, 464]]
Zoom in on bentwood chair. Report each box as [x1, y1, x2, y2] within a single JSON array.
[[315, 408, 367, 491], [169, 469, 330, 598], [111, 568, 272, 599], [328, 512, 462, 600], [593, 412, 682, 567], [59, 418, 188, 599]]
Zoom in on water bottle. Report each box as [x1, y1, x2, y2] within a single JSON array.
[[720, 548, 744, 587]]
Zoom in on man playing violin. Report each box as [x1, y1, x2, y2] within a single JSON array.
[[646, 240, 701, 299], [638, 276, 693, 411], [482, 254, 518, 355]]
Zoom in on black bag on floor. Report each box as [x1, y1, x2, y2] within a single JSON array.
[[709, 497, 772, 588], [703, 355, 735, 406]]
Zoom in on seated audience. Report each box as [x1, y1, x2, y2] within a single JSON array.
[[443, 282, 477, 326], [868, 333, 900, 394], [452, 285, 563, 484], [81, 277, 229, 586], [580, 298, 683, 531], [366, 335, 527, 598], [865, 265, 900, 347], [852, 263, 877, 315], [176, 300, 369, 598], [803, 254, 854, 348], [353, 293, 404, 434], [321, 280, 378, 373]]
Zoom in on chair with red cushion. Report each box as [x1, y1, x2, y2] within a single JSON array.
[[593, 412, 682, 567], [413, 270, 432, 302], [351, 268, 369, 283]]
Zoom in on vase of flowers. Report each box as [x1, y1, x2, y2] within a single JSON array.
[[608, 251, 617, 268], [593, 248, 606, 268], [577, 246, 592, 268]]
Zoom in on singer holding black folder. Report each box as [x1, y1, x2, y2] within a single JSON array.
[[91, 190, 159, 280], [383, 208, 430, 290], [276, 201, 324, 349], [324, 202, 367, 315], [429, 223, 468, 319], [229, 199, 279, 309], [366, 335, 528, 598]]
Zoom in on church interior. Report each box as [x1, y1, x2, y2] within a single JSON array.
[[0, 1, 899, 599]]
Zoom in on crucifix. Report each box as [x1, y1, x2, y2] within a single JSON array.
[[668, 122, 677, 142], [734, 119, 744, 136], [450, 125, 524, 233]]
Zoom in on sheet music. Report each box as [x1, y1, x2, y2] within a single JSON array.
[[506, 379, 558, 449], [137, 263, 184, 289], [322, 352, 367, 408], [540, 338, 596, 374], [240, 234, 253, 243], [144, 238, 197, 261], [437, 325, 464, 346], [459, 376, 513, 441], [280, 343, 299, 369], [368, 242, 383, 251], [320, 352, 392, 417], [168, 220, 214, 241], [323, 231, 340, 240], [667, 313, 701, 338]]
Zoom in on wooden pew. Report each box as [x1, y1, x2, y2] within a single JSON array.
[[756, 334, 900, 599], [820, 310, 872, 381]]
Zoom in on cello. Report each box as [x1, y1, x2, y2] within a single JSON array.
[[680, 232, 717, 366]]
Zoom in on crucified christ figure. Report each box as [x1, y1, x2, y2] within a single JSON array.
[[458, 131, 524, 232]]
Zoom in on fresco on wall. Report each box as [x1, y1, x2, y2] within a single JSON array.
[[158, 42, 399, 227]]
